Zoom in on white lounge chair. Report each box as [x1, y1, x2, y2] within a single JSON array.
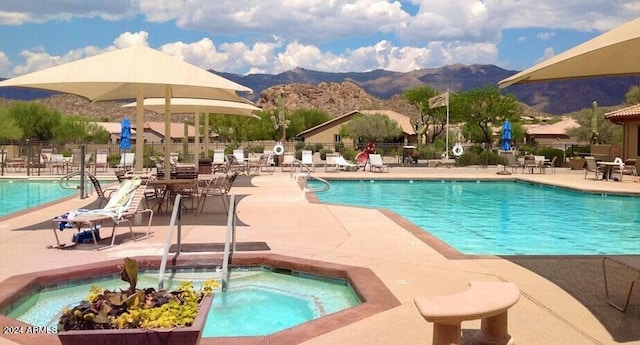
[[336, 156, 358, 171], [94, 149, 109, 172], [51, 177, 153, 250], [368, 154, 389, 172], [325, 153, 339, 172], [212, 149, 227, 173], [116, 152, 135, 169], [281, 152, 295, 172], [301, 150, 315, 171]]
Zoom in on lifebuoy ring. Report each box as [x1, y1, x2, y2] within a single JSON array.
[[452, 143, 464, 157], [273, 143, 285, 155]]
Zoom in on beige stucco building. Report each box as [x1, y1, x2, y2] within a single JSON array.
[[605, 103, 640, 160], [297, 109, 417, 145]]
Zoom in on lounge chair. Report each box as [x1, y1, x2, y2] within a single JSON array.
[[51, 177, 153, 250], [301, 150, 315, 171], [86, 173, 119, 208], [94, 149, 109, 172], [116, 152, 135, 169], [368, 154, 389, 172], [336, 156, 359, 171], [50, 154, 67, 173], [212, 149, 227, 173], [325, 153, 339, 172], [281, 152, 295, 172]]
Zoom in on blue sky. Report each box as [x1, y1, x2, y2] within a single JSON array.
[[0, 1, 638, 78]]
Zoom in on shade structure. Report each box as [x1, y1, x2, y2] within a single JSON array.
[[501, 120, 512, 151], [123, 97, 261, 161], [119, 117, 132, 151], [122, 98, 261, 118], [0, 45, 253, 174], [498, 17, 640, 88]]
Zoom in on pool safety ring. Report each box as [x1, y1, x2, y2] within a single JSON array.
[[452, 143, 464, 157], [273, 143, 285, 155]]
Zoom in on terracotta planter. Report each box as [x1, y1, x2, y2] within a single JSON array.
[[57, 295, 212, 345], [569, 158, 585, 170]]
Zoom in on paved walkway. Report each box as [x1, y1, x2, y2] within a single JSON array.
[[1, 165, 639, 345]]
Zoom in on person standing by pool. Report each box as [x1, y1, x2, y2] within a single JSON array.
[[356, 140, 376, 167]]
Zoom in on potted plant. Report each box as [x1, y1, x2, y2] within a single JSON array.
[[568, 156, 586, 170], [57, 258, 216, 345]]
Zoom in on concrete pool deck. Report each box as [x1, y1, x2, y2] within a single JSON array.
[[0, 165, 639, 345]]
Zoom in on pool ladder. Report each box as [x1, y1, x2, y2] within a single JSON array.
[[157, 194, 237, 291], [291, 159, 330, 195]]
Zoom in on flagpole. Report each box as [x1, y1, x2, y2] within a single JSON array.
[[445, 89, 450, 159]]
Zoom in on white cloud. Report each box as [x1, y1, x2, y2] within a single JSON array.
[[0, 0, 136, 23], [536, 47, 556, 63], [3, 1, 640, 75], [537, 31, 556, 40], [0, 52, 10, 77]]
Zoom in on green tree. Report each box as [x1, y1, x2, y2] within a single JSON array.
[[566, 107, 622, 144], [451, 86, 520, 145], [343, 113, 403, 143], [8, 102, 61, 141], [287, 109, 331, 140], [625, 85, 640, 105], [53, 116, 109, 143], [0, 107, 23, 141], [403, 86, 448, 144]]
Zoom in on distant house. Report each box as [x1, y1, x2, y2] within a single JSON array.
[[94, 121, 137, 145], [605, 103, 640, 160], [297, 109, 417, 145], [523, 118, 583, 148]]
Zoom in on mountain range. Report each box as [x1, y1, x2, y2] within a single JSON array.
[[2, 64, 640, 115]]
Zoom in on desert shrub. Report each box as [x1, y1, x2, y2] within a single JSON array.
[[319, 148, 333, 160], [334, 142, 344, 152], [340, 147, 358, 161], [537, 147, 565, 166]]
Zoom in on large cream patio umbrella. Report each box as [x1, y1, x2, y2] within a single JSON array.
[[122, 97, 261, 164], [0, 45, 252, 174], [498, 17, 640, 88]]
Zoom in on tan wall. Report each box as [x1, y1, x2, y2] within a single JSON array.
[[623, 121, 640, 159]]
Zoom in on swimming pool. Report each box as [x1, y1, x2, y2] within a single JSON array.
[[0, 180, 77, 217], [309, 179, 640, 255], [7, 267, 360, 337]]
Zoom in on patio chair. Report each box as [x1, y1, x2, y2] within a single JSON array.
[[257, 152, 275, 174], [40, 148, 53, 172], [301, 150, 315, 171], [50, 154, 67, 173], [612, 158, 638, 181], [368, 154, 389, 172], [584, 156, 604, 180], [198, 172, 238, 213], [51, 177, 153, 250], [522, 155, 538, 174], [545, 156, 557, 174]]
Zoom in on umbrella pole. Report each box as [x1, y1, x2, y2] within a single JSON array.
[[135, 85, 144, 171], [164, 86, 172, 180]]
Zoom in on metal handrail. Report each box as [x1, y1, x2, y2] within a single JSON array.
[[158, 194, 183, 290], [221, 194, 237, 291], [289, 159, 330, 194]]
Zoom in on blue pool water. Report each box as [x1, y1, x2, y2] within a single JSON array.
[[7, 268, 360, 337], [309, 180, 640, 255], [0, 180, 77, 217]]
